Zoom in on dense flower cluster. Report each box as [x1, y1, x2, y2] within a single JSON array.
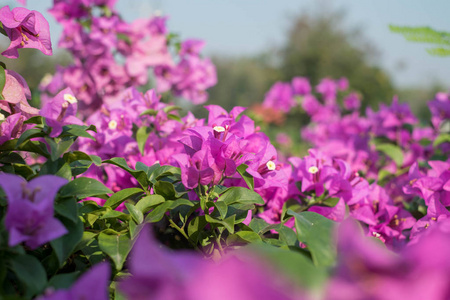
[[40, 0, 216, 114]]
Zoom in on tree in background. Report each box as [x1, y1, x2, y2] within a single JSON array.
[[209, 7, 395, 112], [280, 8, 394, 109]]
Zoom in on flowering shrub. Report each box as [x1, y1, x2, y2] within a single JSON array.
[[0, 1, 449, 299]]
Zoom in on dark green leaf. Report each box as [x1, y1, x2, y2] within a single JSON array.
[[60, 177, 113, 200], [17, 129, 46, 146], [227, 231, 261, 246], [98, 231, 131, 270], [187, 216, 207, 243], [217, 187, 264, 206], [47, 272, 80, 290], [104, 188, 144, 209], [50, 218, 84, 266], [205, 214, 235, 233], [10, 254, 47, 297]]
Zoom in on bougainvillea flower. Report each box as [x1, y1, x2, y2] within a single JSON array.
[[0, 113, 29, 145], [38, 263, 110, 300], [0, 6, 52, 58], [263, 82, 296, 113], [0, 174, 68, 249], [0, 69, 38, 116], [40, 87, 84, 137]]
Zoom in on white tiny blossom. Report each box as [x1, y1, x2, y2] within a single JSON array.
[[266, 161, 276, 171], [308, 166, 319, 174], [108, 120, 118, 130], [64, 94, 78, 104], [213, 126, 225, 132], [0, 113, 5, 121]]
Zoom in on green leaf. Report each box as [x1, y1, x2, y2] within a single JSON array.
[[227, 231, 261, 246], [288, 210, 336, 267], [100, 210, 131, 221], [10, 254, 47, 297], [249, 218, 270, 233], [103, 157, 149, 189], [54, 197, 78, 223], [0, 65, 5, 100], [61, 124, 96, 140], [145, 201, 174, 222], [244, 244, 328, 290], [217, 187, 264, 206], [213, 200, 228, 219], [50, 218, 84, 266], [135, 194, 165, 213], [187, 216, 207, 243], [23, 116, 43, 125], [98, 231, 131, 271], [40, 158, 72, 180], [60, 177, 113, 200], [153, 180, 176, 198], [0, 152, 26, 164], [17, 129, 46, 146], [376, 143, 404, 167], [163, 105, 182, 114], [125, 203, 144, 224], [434, 133, 450, 147], [63, 151, 94, 164], [205, 214, 235, 234], [104, 188, 144, 209], [47, 138, 74, 161], [236, 164, 254, 190], [47, 272, 80, 290], [136, 126, 151, 155], [322, 197, 340, 207], [139, 109, 158, 116]]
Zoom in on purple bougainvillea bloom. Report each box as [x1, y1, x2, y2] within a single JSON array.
[[0, 6, 52, 58], [0, 174, 68, 249], [263, 82, 296, 113], [37, 263, 110, 300], [40, 87, 84, 137]]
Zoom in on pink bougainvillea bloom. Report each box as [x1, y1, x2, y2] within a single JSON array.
[[37, 263, 110, 300], [40, 87, 84, 137], [0, 69, 38, 116], [0, 113, 29, 145], [0, 174, 68, 249], [0, 6, 52, 58]]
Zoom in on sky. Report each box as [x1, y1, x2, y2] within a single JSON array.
[[13, 0, 450, 89]]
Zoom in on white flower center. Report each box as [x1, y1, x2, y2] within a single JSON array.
[[0, 113, 5, 121], [64, 94, 77, 104], [108, 120, 118, 130], [40, 73, 53, 86], [266, 161, 276, 171], [308, 166, 319, 174], [213, 125, 225, 132]]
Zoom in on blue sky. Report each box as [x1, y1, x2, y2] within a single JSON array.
[[16, 0, 450, 88]]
